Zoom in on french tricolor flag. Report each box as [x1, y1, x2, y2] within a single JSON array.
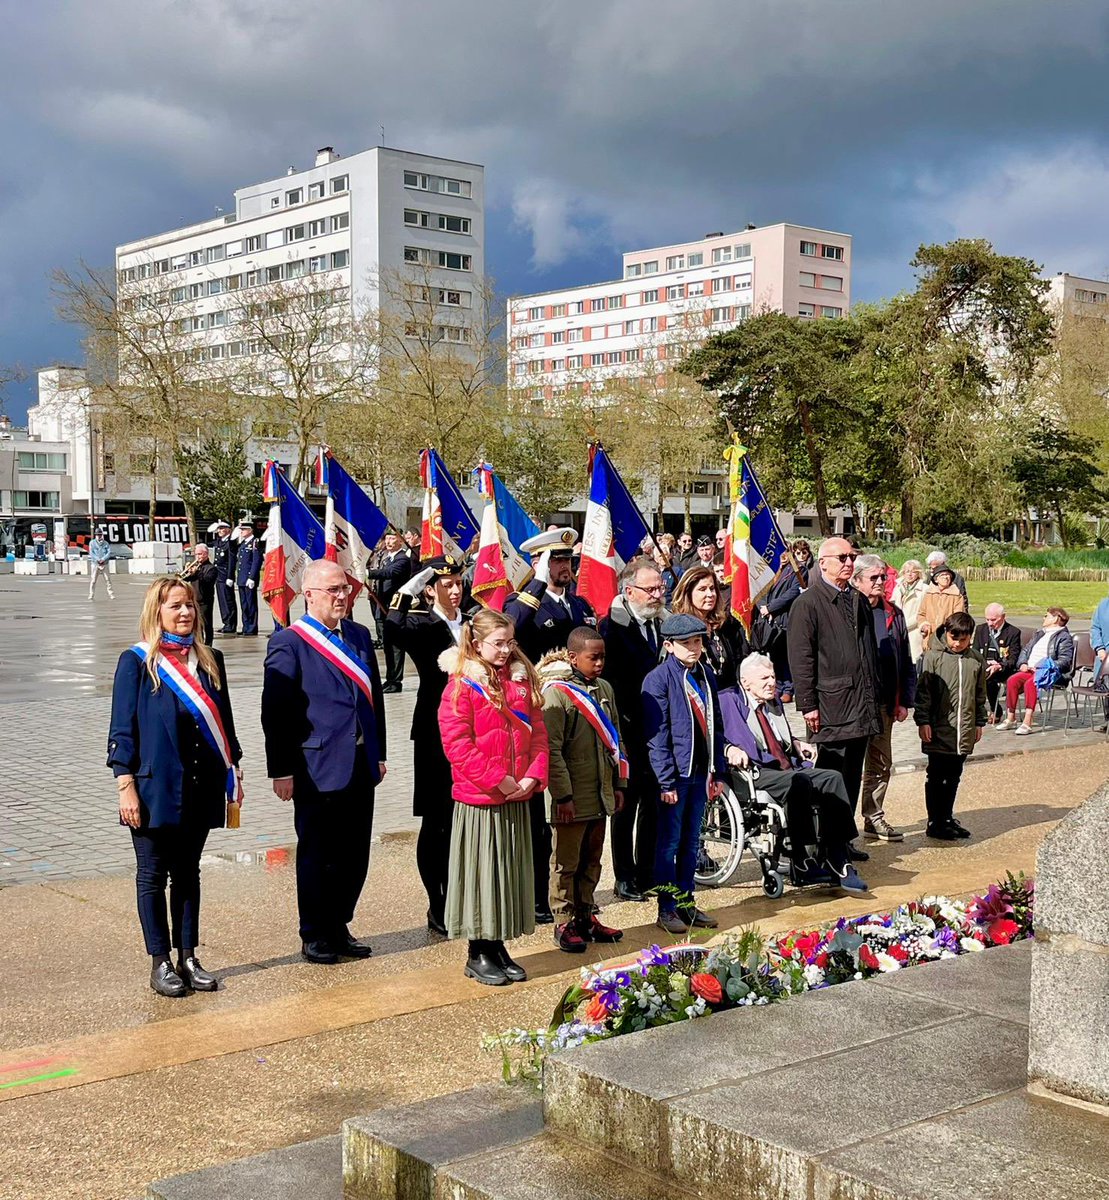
[[419, 448, 479, 561], [261, 462, 327, 627], [320, 449, 389, 602], [470, 462, 538, 610], [577, 443, 652, 619]]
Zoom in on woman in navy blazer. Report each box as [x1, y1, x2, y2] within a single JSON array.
[[108, 576, 243, 997]]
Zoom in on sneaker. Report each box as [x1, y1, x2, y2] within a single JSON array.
[[554, 922, 588, 953], [677, 905, 718, 929], [947, 819, 972, 839], [656, 910, 690, 936], [580, 914, 623, 943], [926, 823, 960, 841], [793, 859, 835, 887], [863, 817, 904, 843], [1014, 723, 1033, 736], [833, 864, 869, 897], [995, 717, 1015, 731]]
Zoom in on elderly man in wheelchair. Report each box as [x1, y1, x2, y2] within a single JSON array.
[[716, 653, 869, 898]]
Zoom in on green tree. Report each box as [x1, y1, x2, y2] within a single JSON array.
[[1011, 419, 1108, 548], [176, 438, 263, 529]]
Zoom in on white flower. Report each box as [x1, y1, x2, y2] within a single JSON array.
[[959, 937, 985, 953], [803, 963, 826, 988], [875, 952, 901, 972]]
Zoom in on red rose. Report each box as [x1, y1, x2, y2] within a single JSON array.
[[858, 944, 880, 971], [887, 943, 909, 962], [583, 995, 609, 1024], [691, 973, 724, 1005], [815, 951, 829, 968], [988, 918, 1020, 946]]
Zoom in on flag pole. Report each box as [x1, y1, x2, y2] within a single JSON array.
[[587, 439, 672, 568]]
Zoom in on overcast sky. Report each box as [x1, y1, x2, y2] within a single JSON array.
[[3, 0, 1109, 420]]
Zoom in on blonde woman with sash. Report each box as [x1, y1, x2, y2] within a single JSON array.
[[108, 576, 243, 997]]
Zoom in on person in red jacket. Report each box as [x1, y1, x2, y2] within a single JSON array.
[[438, 609, 549, 987]]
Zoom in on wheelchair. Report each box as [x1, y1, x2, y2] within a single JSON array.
[[695, 768, 793, 898]]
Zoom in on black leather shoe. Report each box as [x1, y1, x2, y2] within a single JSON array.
[[177, 956, 218, 991], [534, 907, 555, 925], [845, 843, 870, 862], [150, 961, 188, 997], [427, 910, 448, 936], [614, 880, 646, 902], [334, 931, 373, 958], [489, 941, 528, 982], [464, 942, 508, 986], [926, 824, 960, 841], [382, 684, 402, 694], [947, 819, 972, 839], [301, 939, 339, 964]]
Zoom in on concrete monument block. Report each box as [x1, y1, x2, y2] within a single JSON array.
[[1028, 785, 1109, 1107]]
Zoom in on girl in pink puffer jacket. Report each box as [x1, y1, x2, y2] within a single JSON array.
[[438, 609, 548, 987]]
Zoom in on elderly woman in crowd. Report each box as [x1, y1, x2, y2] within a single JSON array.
[[108, 576, 243, 997], [917, 564, 966, 649], [893, 559, 927, 660], [669, 565, 749, 690], [998, 607, 1075, 735]]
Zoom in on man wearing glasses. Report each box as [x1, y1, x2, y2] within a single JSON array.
[[786, 537, 882, 858], [600, 557, 670, 900], [262, 559, 387, 964]]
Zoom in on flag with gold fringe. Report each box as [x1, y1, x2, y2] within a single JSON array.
[[723, 439, 790, 633]]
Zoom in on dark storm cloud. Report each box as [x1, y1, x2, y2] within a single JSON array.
[[3, 0, 1109, 417]]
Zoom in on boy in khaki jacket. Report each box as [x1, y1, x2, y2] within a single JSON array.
[[538, 627, 626, 954]]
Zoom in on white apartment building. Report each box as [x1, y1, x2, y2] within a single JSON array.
[[1046, 271, 1109, 316]]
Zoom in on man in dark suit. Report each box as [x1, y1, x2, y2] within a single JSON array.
[[183, 544, 219, 646], [600, 556, 669, 901], [366, 529, 412, 692], [787, 537, 882, 859], [973, 603, 1022, 721], [235, 521, 263, 636], [212, 521, 237, 634], [385, 555, 466, 935], [505, 526, 597, 923], [262, 559, 387, 963]]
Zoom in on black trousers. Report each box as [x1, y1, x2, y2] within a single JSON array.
[[292, 757, 375, 942], [986, 670, 1011, 717], [216, 576, 237, 631], [742, 766, 858, 855], [199, 601, 215, 646], [610, 755, 659, 892], [924, 752, 965, 827], [130, 824, 210, 956], [417, 805, 453, 924], [529, 791, 553, 912], [815, 736, 870, 815], [384, 636, 405, 688], [239, 583, 258, 635]]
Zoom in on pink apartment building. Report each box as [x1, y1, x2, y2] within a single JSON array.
[[508, 223, 852, 400]]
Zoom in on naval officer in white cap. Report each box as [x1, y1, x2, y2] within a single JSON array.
[[505, 526, 597, 664]]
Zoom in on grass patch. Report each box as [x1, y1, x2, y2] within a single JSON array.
[[966, 580, 1106, 618]]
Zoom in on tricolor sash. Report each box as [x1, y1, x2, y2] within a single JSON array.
[[461, 676, 533, 737], [685, 669, 709, 741], [290, 614, 375, 707], [543, 679, 629, 782], [130, 644, 236, 798]]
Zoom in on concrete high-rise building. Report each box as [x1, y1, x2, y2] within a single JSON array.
[[1046, 271, 1109, 317]]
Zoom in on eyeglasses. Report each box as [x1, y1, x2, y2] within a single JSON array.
[[865, 573, 888, 582], [631, 583, 665, 596], [308, 584, 352, 597], [821, 552, 858, 562], [481, 638, 517, 651]]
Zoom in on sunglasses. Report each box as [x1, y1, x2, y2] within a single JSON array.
[[821, 552, 858, 562], [865, 573, 888, 582]]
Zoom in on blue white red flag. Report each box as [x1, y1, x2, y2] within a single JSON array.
[[722, 439, 789, 632], [471, 462, 539, 609], [261, 461, 327, 626], [321, 450, 389, 600], [312, 447, 328, 490], [577, 443, 652, 619], [419, 448, 479, 560]]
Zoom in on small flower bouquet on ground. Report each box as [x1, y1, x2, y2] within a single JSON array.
[[484, 872, 1033, 1085]]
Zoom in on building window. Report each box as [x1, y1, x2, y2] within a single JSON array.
[[800, 241, 817, 256], [308, 182, 325, 200], [551, 358, 565, 370], [625, 263, 642, 278], [642, 289, 659, 303], [551, 303, 567, 317], [819, 275, 843, 291], [14, 490, 60, 510], [642, 316, 659, 332], [1075, 288, 1108, 303], [438, 288, 468, 307], [798, 302, 815, 317], [821, 245, 844, 261], [552, 330, 565, 344], [265, 230, 285, 249], [438, 251, 471, 271], [308, 256, 328, 273], [589, 353, 605, 366], [266, 265, 285, 282], [712, 246, 733, 264], [590, 298, 605, 313], [607, 295, 624, 309], [643, 260, 658, 274], [331, 212, 349, 232], [206, 245, 224, 264], [820, 305, 842, 317], [331, 175, 348, 193], [287, 259, 306, 278], [687, 251, 704, 267], [405, 208, 427, 227], [271, 196, 281, 208], [799, 271, 817, 287], [567, 327, 583, 342], [308, 219, 327, 238], [529, 334, 544, 348], [286, 224, 306, 242], [437, 176, 471, 197], [625, 348, 641, 363], [711, 307, 731, 324], [736, 304, 751, 320], [666, 255, 685, 271], [734, 273, 753, 290], [688, 281, 704, 297], [188, 250, 204, 267], [734, 243, 751, 259], [567, 354, 583, 368], [286, 188, 303, 206], [331, 250, 350, 269], [568, 300, 583, 314], [404, 246, 425, 263], [711, 277, 729, 294], [404, 171, 428, 190], [438, 214, 470, 234], [170, 287, 187, 303], [606, 351, 623, 364], [666, 285, 684, 300], [245, 235, 262, 252], [17, 451, 67, 471], [527, 306, 543, 320], [210, 279, 227, 295]]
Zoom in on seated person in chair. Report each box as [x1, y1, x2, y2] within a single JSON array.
[[718, 653, 868, 897]]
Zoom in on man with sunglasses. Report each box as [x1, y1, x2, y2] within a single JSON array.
[[853, 554, 915, 842], [786, 537, 882, 856], [262, 559, 387, 964]]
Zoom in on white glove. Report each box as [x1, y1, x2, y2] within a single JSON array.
[[533, 548, 552, 586], [225, 579, 234, 588], [400, 566, 435, 597], [246, 579, 255, 590]]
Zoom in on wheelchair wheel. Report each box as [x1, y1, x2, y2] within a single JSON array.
[[696, 784, 745, 887], [761, 869, 785, 899]]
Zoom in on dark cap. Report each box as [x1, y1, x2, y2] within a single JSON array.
[[696, 535, 714, 548], [661, 613, 708, 640], [422, 555, 464, 577]]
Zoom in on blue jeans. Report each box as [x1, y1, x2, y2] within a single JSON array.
[[653, 776, 708, 912]]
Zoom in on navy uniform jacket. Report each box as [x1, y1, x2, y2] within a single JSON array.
[[213, 535, 236, 580], [366, 548, 412, 608], [261, 617, 386, 793], [107, 647, 242, 829], [505, 579, 596, 662], [235, 537, 263, 586]]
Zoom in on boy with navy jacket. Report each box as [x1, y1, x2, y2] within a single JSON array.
[[642, 614, 726, 935]]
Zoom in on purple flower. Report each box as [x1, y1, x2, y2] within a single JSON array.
[[968, 884, 1013, 925], [638, 944, 672, 970], [930, 926, 959, 954], [593, 976, 628, 1013]]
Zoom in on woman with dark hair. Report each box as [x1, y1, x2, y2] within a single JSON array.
[[107, 575, 243, 996], [669, 565, 749, 690]]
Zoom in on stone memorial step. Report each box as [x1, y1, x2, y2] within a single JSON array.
[[145, 1135, 340, 1200]]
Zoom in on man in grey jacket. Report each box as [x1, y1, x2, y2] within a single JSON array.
[[87, 528, 114, 600]]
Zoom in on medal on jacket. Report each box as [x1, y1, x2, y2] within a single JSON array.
[[543, 679, 629, 782]]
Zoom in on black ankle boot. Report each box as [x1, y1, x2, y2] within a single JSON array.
[[489, 940, 527, 982], [464, 940, 508, 986]]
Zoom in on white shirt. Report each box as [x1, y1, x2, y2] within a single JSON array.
[[434, 605, 463, 644], [1027, 632, 1054, 671], [742, 690, 792, 754]]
